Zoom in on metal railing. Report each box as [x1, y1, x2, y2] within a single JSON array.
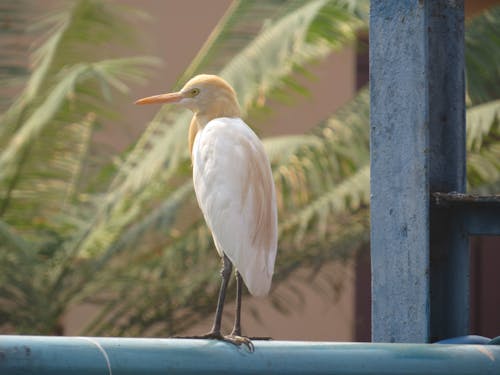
[[1, 335, 500, 375]]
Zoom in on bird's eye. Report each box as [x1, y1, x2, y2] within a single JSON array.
[[190, 88, 200, 97]]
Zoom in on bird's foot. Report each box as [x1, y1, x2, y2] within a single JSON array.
[[172, 331, 224, 340], [173, 331, 254, 352], [223, 334, 254, 352]]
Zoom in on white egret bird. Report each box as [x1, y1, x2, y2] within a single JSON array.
[[136, 74, 278, 350]]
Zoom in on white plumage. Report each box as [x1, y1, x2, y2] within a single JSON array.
[[135, 74, 278, 347], [192, 117, 277, 296]]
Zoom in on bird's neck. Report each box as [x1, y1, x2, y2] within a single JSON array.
[[188, 116, 199, 157], [188, 98, 240, 157], [195, 98, 241, 128]]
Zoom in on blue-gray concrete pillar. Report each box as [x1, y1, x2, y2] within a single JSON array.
[[370, 0, 466, 343]]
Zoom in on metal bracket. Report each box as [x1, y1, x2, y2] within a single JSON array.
[[431, 193, 500, 236]]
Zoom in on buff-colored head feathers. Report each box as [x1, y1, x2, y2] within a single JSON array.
[[136, 74, 241, 155]]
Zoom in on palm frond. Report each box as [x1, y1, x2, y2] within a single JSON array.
[[0, 0, 157, 234], [177, 0, 304, 86], [0, 219, 31, 253], [0, 57, 157, 230], [0, 63, 90, 181], [466, 99, 500, 191], [1, 0, 149, 137], [280, 165, 369, 243], [465, 6, 500, 105], [221, 0, 365, 111], [264, 134, 323, 163], [77, 181, 194, 259], [0, 1, 34, 111], [466, 99, 500, 151], [275, 89, 369, 211]]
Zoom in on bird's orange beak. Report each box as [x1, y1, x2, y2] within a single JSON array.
[[135, 92, 183, 105]]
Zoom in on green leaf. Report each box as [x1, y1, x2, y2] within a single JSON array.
[[465, 6, 500, 105], [466, 99, 500, 151]]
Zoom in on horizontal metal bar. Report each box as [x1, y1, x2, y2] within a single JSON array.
[[1, 336, 500, 375], [432, 192, 500, 207], [431, 193, 500, 236]]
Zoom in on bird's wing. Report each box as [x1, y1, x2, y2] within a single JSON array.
[[192, 117, 278, 297]]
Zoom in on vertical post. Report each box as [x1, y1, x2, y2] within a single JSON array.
[[370, 0, 430, 343], [428, 1, 467, 342], [370, 0, 466, 343]]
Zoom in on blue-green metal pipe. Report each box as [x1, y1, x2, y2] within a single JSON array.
[[1, 336, 500, 375]]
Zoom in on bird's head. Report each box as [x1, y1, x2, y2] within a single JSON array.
[[135, 74, 240, 121]]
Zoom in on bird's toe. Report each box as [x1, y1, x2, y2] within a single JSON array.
[[223, 334, 254, 352]]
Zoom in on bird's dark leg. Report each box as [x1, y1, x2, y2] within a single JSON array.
[[230, 270, 243, 336], [209, 254, 233, 336], [229, 270, 271, 343], [222, 270, 255, 351], [173, 255, 232, 341], [173, 256, 255, 351]]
